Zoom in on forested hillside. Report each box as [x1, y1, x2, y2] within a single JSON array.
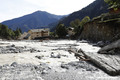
[[60, 0, 109, 26]]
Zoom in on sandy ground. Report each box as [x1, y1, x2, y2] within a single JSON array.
[[0, 40, 120, 80]]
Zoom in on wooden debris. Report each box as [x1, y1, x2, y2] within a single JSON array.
[[68, 48, 90, 61]]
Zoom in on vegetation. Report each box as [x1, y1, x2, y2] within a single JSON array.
[[0, 24, 21, 39], [70, 19, 81, 34], [14, 28, 21, 39], [54, 16, 90, 39], [50, 32, 56, 38], [80, 16, 90, 26], [55, 24, 67, 38], [104, 0, 120, 9], [70, 16, 90, 36]]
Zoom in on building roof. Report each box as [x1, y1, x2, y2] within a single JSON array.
[[29, 28, 49, 32]]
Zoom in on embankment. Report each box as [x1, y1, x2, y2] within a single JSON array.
[[80, 13, 120, 42]]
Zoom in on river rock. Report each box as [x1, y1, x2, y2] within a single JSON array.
[[97, 41, 105, 47], [61, 64, 69, 69], [30, 48, 36, 53], [3, 64, 9, 69], [41, 70, 48, 74], [51, 52, 61, 58], [11, 62, 18, 67], [35, 56, 42, 59], [11, 44, 15, 47], [0, 66, 2, 69]]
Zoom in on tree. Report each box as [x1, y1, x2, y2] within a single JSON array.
[[56, 24, 67, 38], [70, 19, 81, 34], [70, 17, 90, 36], [8, 29, 15, 38], [0, 25, 9, 38], [80, 16, 90, 26], [0, 24, 20, 39], [70, 19, 81, 27], [14, 28, 21, 39], [50, 32, 56, 37], [19, 28, 22, 33]]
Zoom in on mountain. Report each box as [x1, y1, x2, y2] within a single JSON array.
[[2, 11, 64, 32], [60, 0, 109, 26]]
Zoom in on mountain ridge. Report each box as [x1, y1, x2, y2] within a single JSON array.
[[2, 11, 64, 32]]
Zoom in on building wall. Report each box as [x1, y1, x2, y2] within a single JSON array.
[[32, 32, 42, 39], [28, 30, 49, 39], [42, 31, 49, 37]]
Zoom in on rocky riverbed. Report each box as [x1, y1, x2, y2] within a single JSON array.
[[0, 40, 120, 80]]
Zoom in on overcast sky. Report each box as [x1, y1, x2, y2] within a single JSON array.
[[0, 0, 95, 22]]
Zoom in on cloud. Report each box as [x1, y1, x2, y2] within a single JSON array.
[[24, 0, 95, 15]]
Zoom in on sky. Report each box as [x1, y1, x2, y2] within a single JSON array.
[[0, 0, 95, 22]]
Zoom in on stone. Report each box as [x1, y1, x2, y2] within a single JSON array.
[[11, 62, 18, 67], [9, 47, 16, 51], [68, 62, 78, 67], [35, 56, 42, 59], [34, 66, 39, 70], [19, 48, 24, 53], [51, 52, 61, 58], [57, 54, 61, 58], [0, 66, 2, 69], [86, 68, 92, 71], [11, 44, 15, 47], [40, 63, 49, 68], [98, 39, 120, 54], [97, 41, 105, 47], [14, 50, 19, 53], [61, 64, 69, 69], [3, 64, 9, 67], [41, 70, 48, 74], [24, 46, 27, 48], [3, 64, 9, 68], [17, 71, 21, 74], [30, 48, 36, 53], [37, 50, 41, 52]]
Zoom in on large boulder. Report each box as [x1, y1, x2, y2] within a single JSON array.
[[98, 40, 120, 54]]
